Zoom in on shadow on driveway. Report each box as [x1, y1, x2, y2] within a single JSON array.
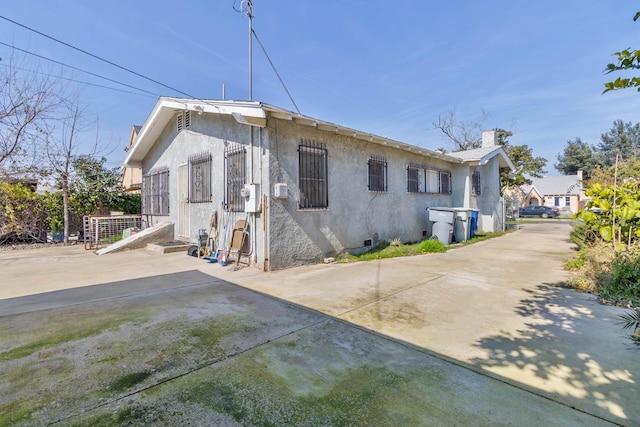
[[470, 283, 638, 423]]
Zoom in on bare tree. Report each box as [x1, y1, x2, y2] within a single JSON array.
[[0, 54, 62, 175], [45, 91, 97, 245], [432, 108, 489, 151]]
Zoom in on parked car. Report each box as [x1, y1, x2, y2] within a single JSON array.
[[518, 205, 560, 218]]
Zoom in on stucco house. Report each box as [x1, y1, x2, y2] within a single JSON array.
[[446, 131, 515, 233], [123, 98, 514, 270], [519, 171, 584, 215]]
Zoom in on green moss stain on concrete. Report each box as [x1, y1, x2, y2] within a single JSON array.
[[0, 310, 148, 363], [173, 352, 449, 426], [45, 318, 497, 426], [0, 399, 43, 427], [109, 370, 153, 393], [165, 322, 455, 426], [0, 308, 152, 426], [66, 405, 149, 427], [188, 315, 258, 348], [1, 357, 72, 426], [0, 285, 494, 426], [1, 320, 123, 362], [4, 357, 70, 386]]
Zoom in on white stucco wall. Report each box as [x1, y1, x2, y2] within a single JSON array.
[[472, 157, 503, 233], [450, 158, 503, 234], [264, 118, 454, 270], [140, 110, 506, 271], [141, 112, 266, 267]]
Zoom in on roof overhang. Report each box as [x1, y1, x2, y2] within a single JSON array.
[[525, 185, 543, 199], [261, 104, 462, 163], [123, 97, 464, 168], [123, 98, 267, 167], [457, 147, 516, 172]]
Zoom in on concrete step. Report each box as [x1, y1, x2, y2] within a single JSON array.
[[146, 241, 192, 254]]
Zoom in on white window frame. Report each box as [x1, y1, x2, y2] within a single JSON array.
[[407, 164, 451, 194]]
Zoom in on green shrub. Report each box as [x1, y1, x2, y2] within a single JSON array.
[[569, 220, 598, 250], [564, 251, 586, 270], [389, 237, 402, 247], [601, 250, 640, 305], [617, 310, 640, 345], [346, 238, 447, 261], [0, 183, 48, 243], [417, 239, 447, 254], [567, 244, 640, 307]]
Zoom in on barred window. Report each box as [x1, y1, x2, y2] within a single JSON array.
[[142, 168, 170, 215], [368, 156, 387, 192], [225, 145, 246, 212], [407, 164, 451, 194], [189, 152, 211, 203], [440, 171, 451, 194], [472, 171, 481, 196], [299, 140, 328, 209], [407, 164, 420, 193]]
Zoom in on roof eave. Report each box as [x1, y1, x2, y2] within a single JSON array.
[[481, 147, 516, 172], [262, 103, 463, 164], [124, 98, 467, 168], [123, 98, 266, 167]]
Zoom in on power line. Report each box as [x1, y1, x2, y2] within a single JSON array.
[[3, 63, 157, 99], [1, 12, 302, 115], [252, 29, 300, 114], [0, 15, 194, 98], [233, 1, 301, 113], [0, 41, 161, 98]]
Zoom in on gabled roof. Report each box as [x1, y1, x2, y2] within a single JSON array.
[[127, 125, 141, 148], [123, 97, 466, 168], [521, 174, 582, 197], [447, 145, 516, 171]]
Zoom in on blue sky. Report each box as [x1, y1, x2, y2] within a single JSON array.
[[1, 1, 639, 172]]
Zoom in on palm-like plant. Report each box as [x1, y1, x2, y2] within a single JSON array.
[[618, 310, 640, 344]]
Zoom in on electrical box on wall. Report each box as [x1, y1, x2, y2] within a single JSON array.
[[243, 184, 260, 213], [274, 183, 288, 199]]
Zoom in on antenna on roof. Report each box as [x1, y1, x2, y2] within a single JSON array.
[[233, 1, 301, 113], [234, 0, 253, 101]]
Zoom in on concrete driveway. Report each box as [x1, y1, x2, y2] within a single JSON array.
[[0, 222, 637, 426]]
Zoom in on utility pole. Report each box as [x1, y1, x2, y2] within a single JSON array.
[[247, 0, 253, 101]]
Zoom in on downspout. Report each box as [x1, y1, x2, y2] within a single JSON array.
[[261, 125, 269, 271], [463, 170, 471, 208], [250, 124, 257, 266]]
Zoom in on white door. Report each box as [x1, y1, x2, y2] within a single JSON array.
[[178, 163, 190, 238]]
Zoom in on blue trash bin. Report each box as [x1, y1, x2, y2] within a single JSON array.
[[469, 210, 479, 238]]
